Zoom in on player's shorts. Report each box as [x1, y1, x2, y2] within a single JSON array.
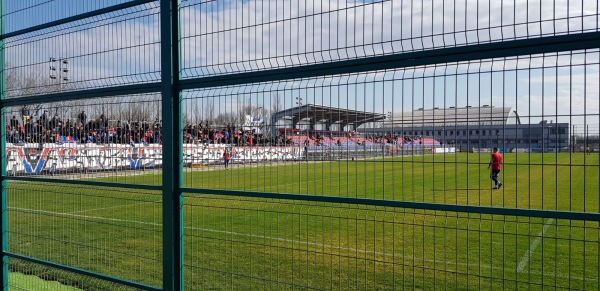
[[491, 169, 500, 179]]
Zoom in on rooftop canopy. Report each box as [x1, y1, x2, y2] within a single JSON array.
[[382, 106, 521, 128], [271, 104, 386, 135]]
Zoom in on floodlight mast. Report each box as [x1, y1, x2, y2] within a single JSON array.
[[49, 57, 69, 92]]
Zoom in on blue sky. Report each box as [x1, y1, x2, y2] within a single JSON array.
[[3, 0, 130, 33], [3, 0, 599, 126]]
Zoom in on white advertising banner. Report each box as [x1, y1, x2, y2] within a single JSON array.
[[6, 143, 303, 174], [433, 148, 456, 154]]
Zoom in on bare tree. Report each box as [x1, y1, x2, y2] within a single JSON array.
[[5, 66, 54, 122], [3, 65, 153, 129], [5, 66, 20, 98], [271, 92, 282, 113], [214, 112, 236, 127], [266, 92, 283, 137], [203, 99, 215, 126], [192, 98, 202, 124], [183, 111, 192, 125]]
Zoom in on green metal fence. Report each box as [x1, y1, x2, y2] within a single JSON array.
[[1, 0, 599, 290]]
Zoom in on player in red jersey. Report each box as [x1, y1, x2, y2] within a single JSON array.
[[223, 149, 231, 170], [487, 147, 503, 189]]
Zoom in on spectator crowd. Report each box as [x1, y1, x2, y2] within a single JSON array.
[[6, 108, 290, 146], [6, 107, 440, 147], [6, 109, 163, 145]]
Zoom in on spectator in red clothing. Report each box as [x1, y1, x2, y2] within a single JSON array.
[[487, 147, 503, 189]]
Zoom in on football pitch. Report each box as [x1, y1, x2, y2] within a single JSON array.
[[6, 152, 600, 290]]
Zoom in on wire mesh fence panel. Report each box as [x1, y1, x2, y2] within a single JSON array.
[[2, 2, 160, 99], [3, 94, 163, 185], [179, 0, 600, 78], [7, 183, 163, 288], [181, 51, 600, 213], [182, 196, 599, 290], [1, 0, 599, 290], [3, 0, 142, 34]]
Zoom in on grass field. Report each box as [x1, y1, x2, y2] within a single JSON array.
[[9, 271, 82, 290], [6, 152, 600, 290]]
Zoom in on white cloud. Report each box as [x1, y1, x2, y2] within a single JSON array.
[[496, 70, 600, 124]]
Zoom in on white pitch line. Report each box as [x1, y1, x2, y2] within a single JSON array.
[[517, 218, 555, 273], [9, 207, 591, 281], [9, 207, 163, 227], [69, 200, 161, 214]]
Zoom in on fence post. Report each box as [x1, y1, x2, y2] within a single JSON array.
[[160, 0, 183, 290], [0, 0, 8, 288]]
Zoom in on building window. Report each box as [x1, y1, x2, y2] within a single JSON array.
[[438, 131, 441, 135], [476, 130, 479, 135], [469, 130, 473, 135], [450, 131, 454, 135], [463, 130, 467, 136], [559, 128, 566, 134], [496, 130, 500, 135], [482, 130, 486, 136]]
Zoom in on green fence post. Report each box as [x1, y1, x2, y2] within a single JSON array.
[[161, 0, 183, 290], [0, 0, 7, 288]]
